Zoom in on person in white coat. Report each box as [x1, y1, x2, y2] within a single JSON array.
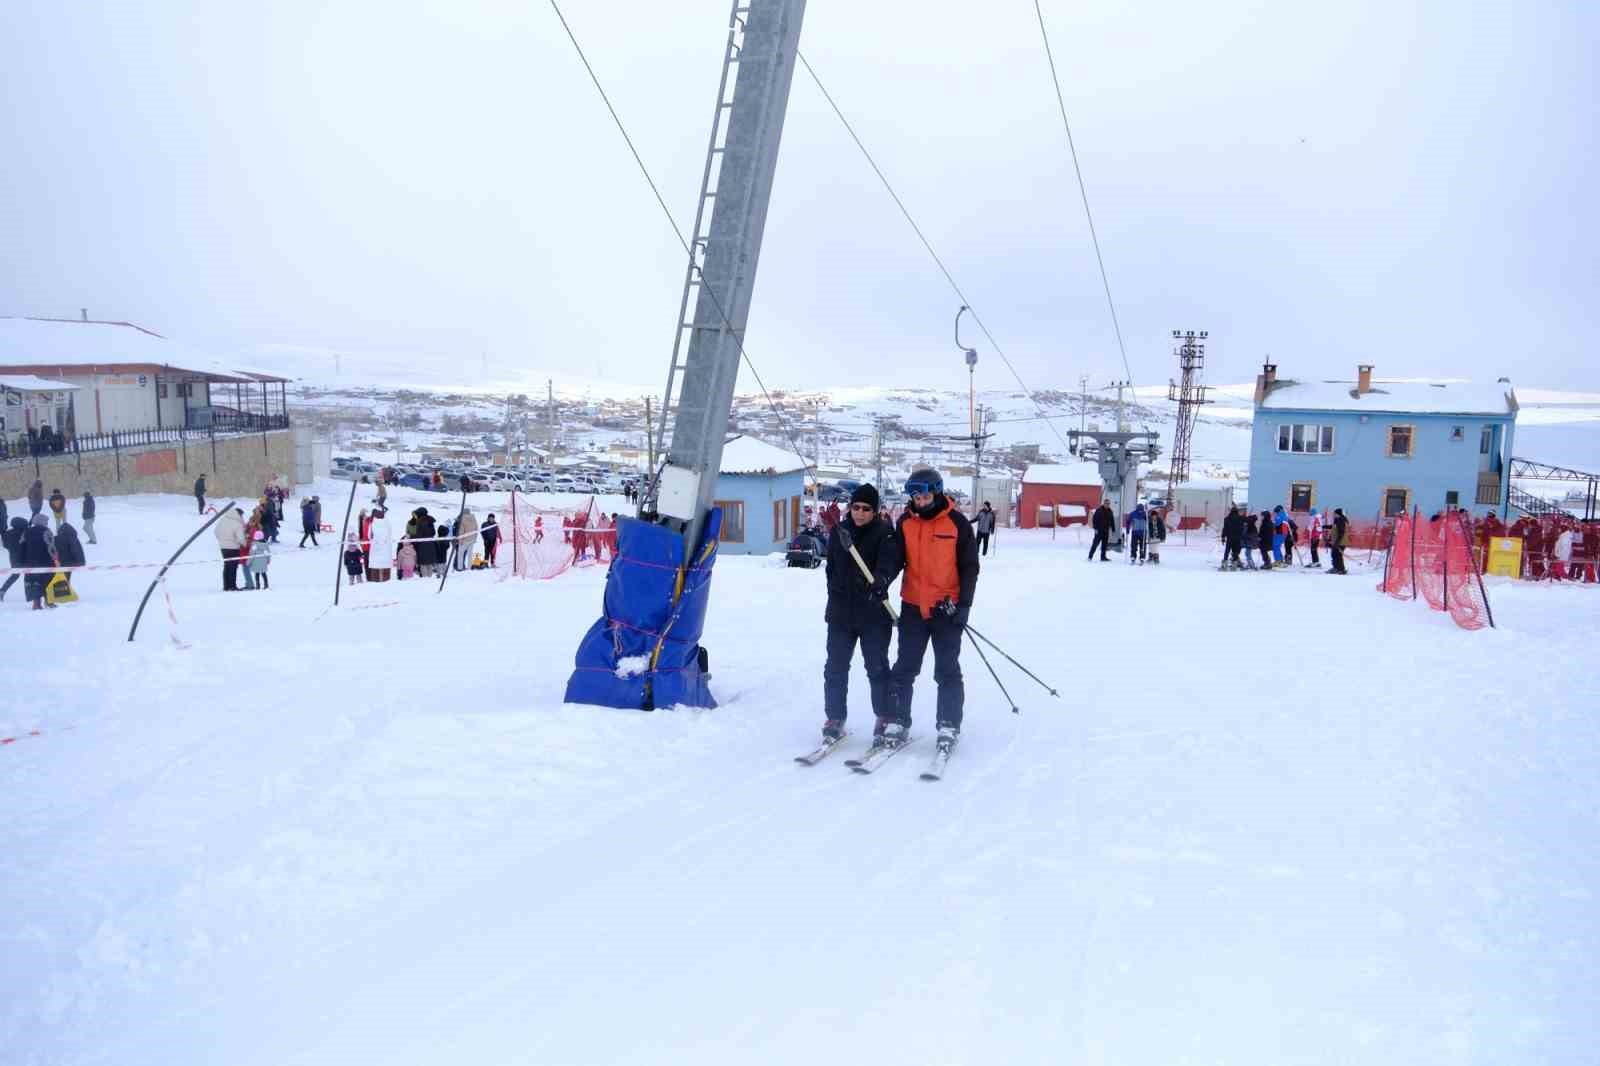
[[213, 506, 247, 591], [1553, 525, 1575, 580], [367, 508, 396, 582]]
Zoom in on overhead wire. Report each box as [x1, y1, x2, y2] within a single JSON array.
[[546, 0, 821, 485], [1031, 0, 1135, 387], [795, 50, 1077, 456]]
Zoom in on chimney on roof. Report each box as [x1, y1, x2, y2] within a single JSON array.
[[80, 308, 88, 322], [1357, 364, 1374, 394], [1253, 362, 1278, 405]]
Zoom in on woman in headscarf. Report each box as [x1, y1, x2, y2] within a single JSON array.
[[22, 513, 57, 610]]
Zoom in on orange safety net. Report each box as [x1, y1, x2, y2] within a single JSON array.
[[503, 491, 605, 581], [1379, 509, 1494, 629]]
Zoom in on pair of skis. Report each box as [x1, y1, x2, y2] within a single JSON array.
[[793, 733, 952, 781]]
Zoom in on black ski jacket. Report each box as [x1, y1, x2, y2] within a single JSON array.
[[824, 516, 894, 628], [1222, 511, 1244, 542], [1092, 505, 1115, 535]]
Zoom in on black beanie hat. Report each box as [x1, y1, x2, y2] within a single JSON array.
[[850, 483, 881, 510]]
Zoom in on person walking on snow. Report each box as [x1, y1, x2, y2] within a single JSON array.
[[872, 467, 980, 756], [1328, 508, 1350, 574], [343, 532, 365, 586], [1, 516, 27, 601], [480, 513, 500, 566], [974, 501, 996, 556], [1088, 500, 1115, 561], [214, 505, 246, 591], [80, 488, 97, 544], [47, 488, 67, 530], [298, 497, 319, 547], [818, 484, 896, 743], [28, 479, 45, 517], [1128, 503, 1149, 564], [22, 514, 58, 610], [1304, 508, 1323, 568], [193, 474, 207, 515], [454, 508, 479, 570]]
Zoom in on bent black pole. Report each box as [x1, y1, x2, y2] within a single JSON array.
[[127, 499, 237, 643], [333, 478, 359, 608], [964, 628, 1019, 714], [965, 623, 1060, 697]]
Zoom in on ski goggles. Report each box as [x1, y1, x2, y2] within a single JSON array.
[[903, 478, 942, 497]]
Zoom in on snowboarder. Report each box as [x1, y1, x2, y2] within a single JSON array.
[[81, 489, 97, 544], [818, 484, 895, 743], [974, 501, 996, 556], [873, 467, 980, 756], [1328, 508, 1350, 574], [1088, 500, 1114, 561], [194, 474, 207, 515], [1128, 503, 1149, 564]]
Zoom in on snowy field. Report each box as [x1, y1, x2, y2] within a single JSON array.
[[3, 485, 1598, 1065]]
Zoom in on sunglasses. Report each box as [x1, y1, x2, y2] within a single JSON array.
[[904, 480, 939, 496]]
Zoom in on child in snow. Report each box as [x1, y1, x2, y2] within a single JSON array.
[[248, 529, 272, 589], [396, 539, 417, 580], [343, 533, 365, 586]]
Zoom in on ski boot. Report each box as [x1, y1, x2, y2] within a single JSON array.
[[875, 718, 909, 749], [821, 718, 846, 742], [935, 723, 960, 755]]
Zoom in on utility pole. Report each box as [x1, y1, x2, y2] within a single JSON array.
[[872, 417, 885, 489], [643, 396, 656, 476], [546, 378, 556, 451], [1111, 380, 1131, 432], [1079, 374, 1089, 433], [1166, 330, 1210, 501], [813, 399, 822, 477]]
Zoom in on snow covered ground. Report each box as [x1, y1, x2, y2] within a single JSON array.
[[3, 486, 1597, 1065]]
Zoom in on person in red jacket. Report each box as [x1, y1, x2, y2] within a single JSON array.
[[871, 467, 980, 758]]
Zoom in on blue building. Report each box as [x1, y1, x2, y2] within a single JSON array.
[[1249, 363, 1518, 520], [712, 435, 811, 555]]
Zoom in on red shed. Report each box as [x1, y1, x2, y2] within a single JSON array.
[[1019, 462, 1103, 528]]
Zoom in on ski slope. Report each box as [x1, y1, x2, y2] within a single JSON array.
[[3, 488, 1597, 1065]]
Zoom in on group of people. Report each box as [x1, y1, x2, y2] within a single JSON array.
[[1, 481, 95, 609], [564, 511, 617, 562], [5, 424, 69, 459], [1219, 504, 1351, 574], [818, 469, 980, 760], [1471, 511, 1598, 580]]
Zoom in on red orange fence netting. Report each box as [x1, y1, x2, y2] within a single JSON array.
[[1379, 508, 1494, 630]]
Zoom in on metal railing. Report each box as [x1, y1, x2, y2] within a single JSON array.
[[1, 415, 290, 468]]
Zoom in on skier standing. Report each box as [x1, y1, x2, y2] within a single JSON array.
[[1088, 500, 1114, 561], [872, 468, 979, 756], [1328, 508, 1350, 574], [817, 484, 895, 743], [974, 502, 996, 556], [1221, 505, 1244, 570], [1304, 508, 1323, 568], [1128, 503, 1149, 564], [1257, 511, 1276, 573]]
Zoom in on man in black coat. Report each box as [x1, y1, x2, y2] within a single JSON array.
[[1221, 505, 1244, 570], [818, 484, 895, 743], [194, 475, 207, 515], [1329, 508, 1350, 574], [1089, 500, 1115, 561]]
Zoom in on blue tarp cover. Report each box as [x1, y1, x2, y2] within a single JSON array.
[[563, 509, 722, 710]]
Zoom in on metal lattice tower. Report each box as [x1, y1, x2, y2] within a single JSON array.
[[1165, 329, 1210, 499]]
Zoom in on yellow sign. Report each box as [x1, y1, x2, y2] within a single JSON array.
[[1486, 536, 1523, 578]]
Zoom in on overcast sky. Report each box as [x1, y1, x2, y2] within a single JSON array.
[[3, 1, 1595, 394]]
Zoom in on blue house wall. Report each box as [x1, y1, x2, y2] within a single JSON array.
[[1249, 409, 1515, 519], [712, 468, 806, 555]]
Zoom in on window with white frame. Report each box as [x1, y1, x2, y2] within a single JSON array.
[[1276, 423, 1335, 454]]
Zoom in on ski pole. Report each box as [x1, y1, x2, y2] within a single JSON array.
[[963, 627, 1019, 714], [964, 623, 1060, 698]]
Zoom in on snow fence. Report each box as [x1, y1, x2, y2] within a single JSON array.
[[1379, 509, 1494, 630]]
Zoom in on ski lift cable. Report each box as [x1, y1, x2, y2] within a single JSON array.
[[547, 0, 820, 485], [795, 51, 1074, 457], [1031, 0, 1136, 387]]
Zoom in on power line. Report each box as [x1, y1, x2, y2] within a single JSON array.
[[796, 50, 1075, 457], [1031, 0, 1135, 387], [547, 0, 819, 483]]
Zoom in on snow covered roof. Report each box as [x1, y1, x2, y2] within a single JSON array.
[[0, 317, 289, 382], [719, 435, 810, 476], [1260, 378, 1516, 416], [0, 374, 80, 392], [1022, 461, 1102, 486]]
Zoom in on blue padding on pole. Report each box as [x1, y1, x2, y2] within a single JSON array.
[[564, 509, 723, 710]]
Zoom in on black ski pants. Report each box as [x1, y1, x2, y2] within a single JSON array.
[[196, 494, 205, 515], [1088, 530, 1109, 560], [1224, 536, 1242, 566], [1331, 545, 1346, 573], [1308, 539, 1321, 565], [1130, 531, 1147, 561], [888, 606, 965, 730], [299, 524, 318, 548], [221, 548, 241, 591], [823, 621, 893, 721], [977, 532, 991, 556]]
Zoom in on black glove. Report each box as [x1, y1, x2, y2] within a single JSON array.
[[868, 577, 889, 601], [935, 597, 966, 625]]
